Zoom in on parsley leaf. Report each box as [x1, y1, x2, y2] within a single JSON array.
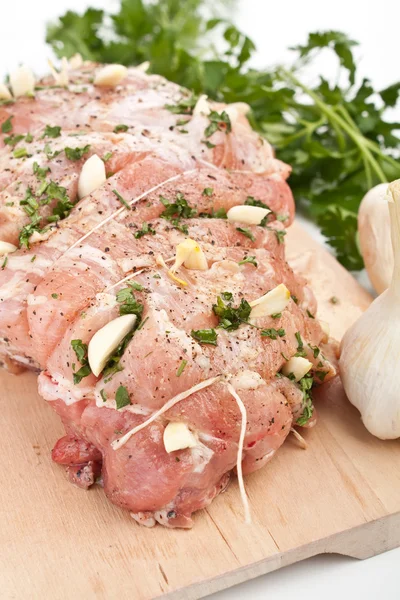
[[113, 123, 129, 133], [65, 144, 90, 161], [1, 116, 13, 133], [190, 328, 218, 345], [71, 339, 92, 384], [238, 255, 257, 267], [236, 227, 255, 242], [204, 110, 232, 138], [134, 222, 156, 239], [42, 125, 62, 138], [115, 385, 131, 409], [212, 294, 251, 331]]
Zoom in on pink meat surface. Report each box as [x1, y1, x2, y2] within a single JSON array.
[[0, 61, 336, 527]]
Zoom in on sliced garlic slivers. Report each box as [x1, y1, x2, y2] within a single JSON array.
[[94, 64, 128, 87], [171, 238, 208, 272], [227, 205, 270, 226], [136, 61, 150, 72], [69, 53, 83, 69], [163, 422, 197, 453], [282, 356, 313, 382], [88, 314, 137, 377], [0, 241, 17, 256], [0, 84, 12, 100], [78, 154, 106, 199], [319, 320, 330, 342], [193, 94, 211, 116], [10, 65, 35, 97], [250, 284, 290, 319]]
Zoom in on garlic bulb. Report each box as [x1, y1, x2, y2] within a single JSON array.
[[340, 179, 400, 439], [358, 183, 390, 294]]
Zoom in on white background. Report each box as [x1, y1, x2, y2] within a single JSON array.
[[1, 1, 399, 599]]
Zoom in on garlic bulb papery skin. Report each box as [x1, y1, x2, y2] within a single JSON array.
[[358, 183, 391, 294], [340, 179, 400, 439]]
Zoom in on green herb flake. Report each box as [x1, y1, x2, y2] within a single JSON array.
[[100, 389, 107, 402], [13, 147, 28, 159], [204, 110, 232, 138], [190, 328, 218, 346], [134, 222, 156, 239], [115, 385, 131, 410], [213, 294, 251, 331], [176, 359, 188, 377], [65, 144, 90, 161], [103, 151, 113, 162], [70, 339, 92, 384], [238, 255, 257, 267], [113, 124, 129, 133], [31, 255, 36, 263], [1, 116, 13, 133], [296, 375, 315, 426], [236, 227, 255, 242], [306, 309, 315, 319], [112, 189, 131, 210], [330, 296, 339, 304], [294, 331, 307, 357], [51, 293, 59, 299], [261, 328, 286, 339], [1, 256, 8, 270], [165, 94, 198, 115], [271, 312, 282, 319], [202, 187, 213, 197], [42, 125, 62, 138]]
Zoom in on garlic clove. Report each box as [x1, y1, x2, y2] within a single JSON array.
[[171, 238, 208, 272], [0, 83, 12, 100], [69, 53, 83, 69], [358, 183, 391, 294], [136, 61, 150, 72], [88, 314, 137, 377], [319, 320, 330, 342], [250, 283, 290, 318], [340, 179, 400, 440], [10, 65, 35, 97], [78, 154, 107, 199], [0, 241, 17, 256], [282, 356, 313, 381], [94, 64, 128, 87], [227, 205, 270, 226], [193, 94, 211, 116], [163, 422, 197, 453]]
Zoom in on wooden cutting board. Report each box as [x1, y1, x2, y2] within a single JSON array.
[[1, 222, 399, 600]]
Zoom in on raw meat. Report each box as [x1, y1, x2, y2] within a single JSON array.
[[0, 60, 336, 527]]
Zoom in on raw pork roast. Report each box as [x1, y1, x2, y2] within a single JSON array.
[[0, 61, 336, 528]]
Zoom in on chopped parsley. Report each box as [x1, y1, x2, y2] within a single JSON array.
[[71, 339, 92, 384], [33, 162, 50, 179], [44, 143, 61, 160], [261, 328, 286, 339], [165, 94, 198, 115], [236, 227, 255, 242], [202, 140, 216, 149], [4, 134, 24, 147], [245, 196, 272, 211], [100, 389, 107, 402], [115, 385, 131, 410], [296, 375, 315, 426], [160, 192, 197, 221], [190, 328, 218, 346], [238, 255, 257, 267], [134, 222, 156, 239], [51, 293, 58, 299], [202, 187, 213, 197], [267, 227, 286, 244], [198, 207, 227, 219], [213, 293, 251, 331], [330, 296, 339, 304], [176, 359, 188, 377], [112, 189, 130, 210], [294, 332, 307, 357], [42, 125, 61, 138], [103, 151, 113, 162], [116, 285, 144, 319], [204, 110, 232, 138], [113, 124, 129, 133], [271, 312, 282, 319], [13, 147, 28, 159], [309, 344, 320, 358], [1, 116, 13, 133], [306, 309, 315, 319], [1, 256, 8, 270], [129, 281, 144, 291], [64, 144, 90, 161]]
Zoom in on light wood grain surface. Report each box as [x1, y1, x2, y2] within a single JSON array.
[[1, 221, 398, 600]]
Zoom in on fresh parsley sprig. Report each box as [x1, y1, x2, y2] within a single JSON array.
[[46, 1, 400, 270]]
